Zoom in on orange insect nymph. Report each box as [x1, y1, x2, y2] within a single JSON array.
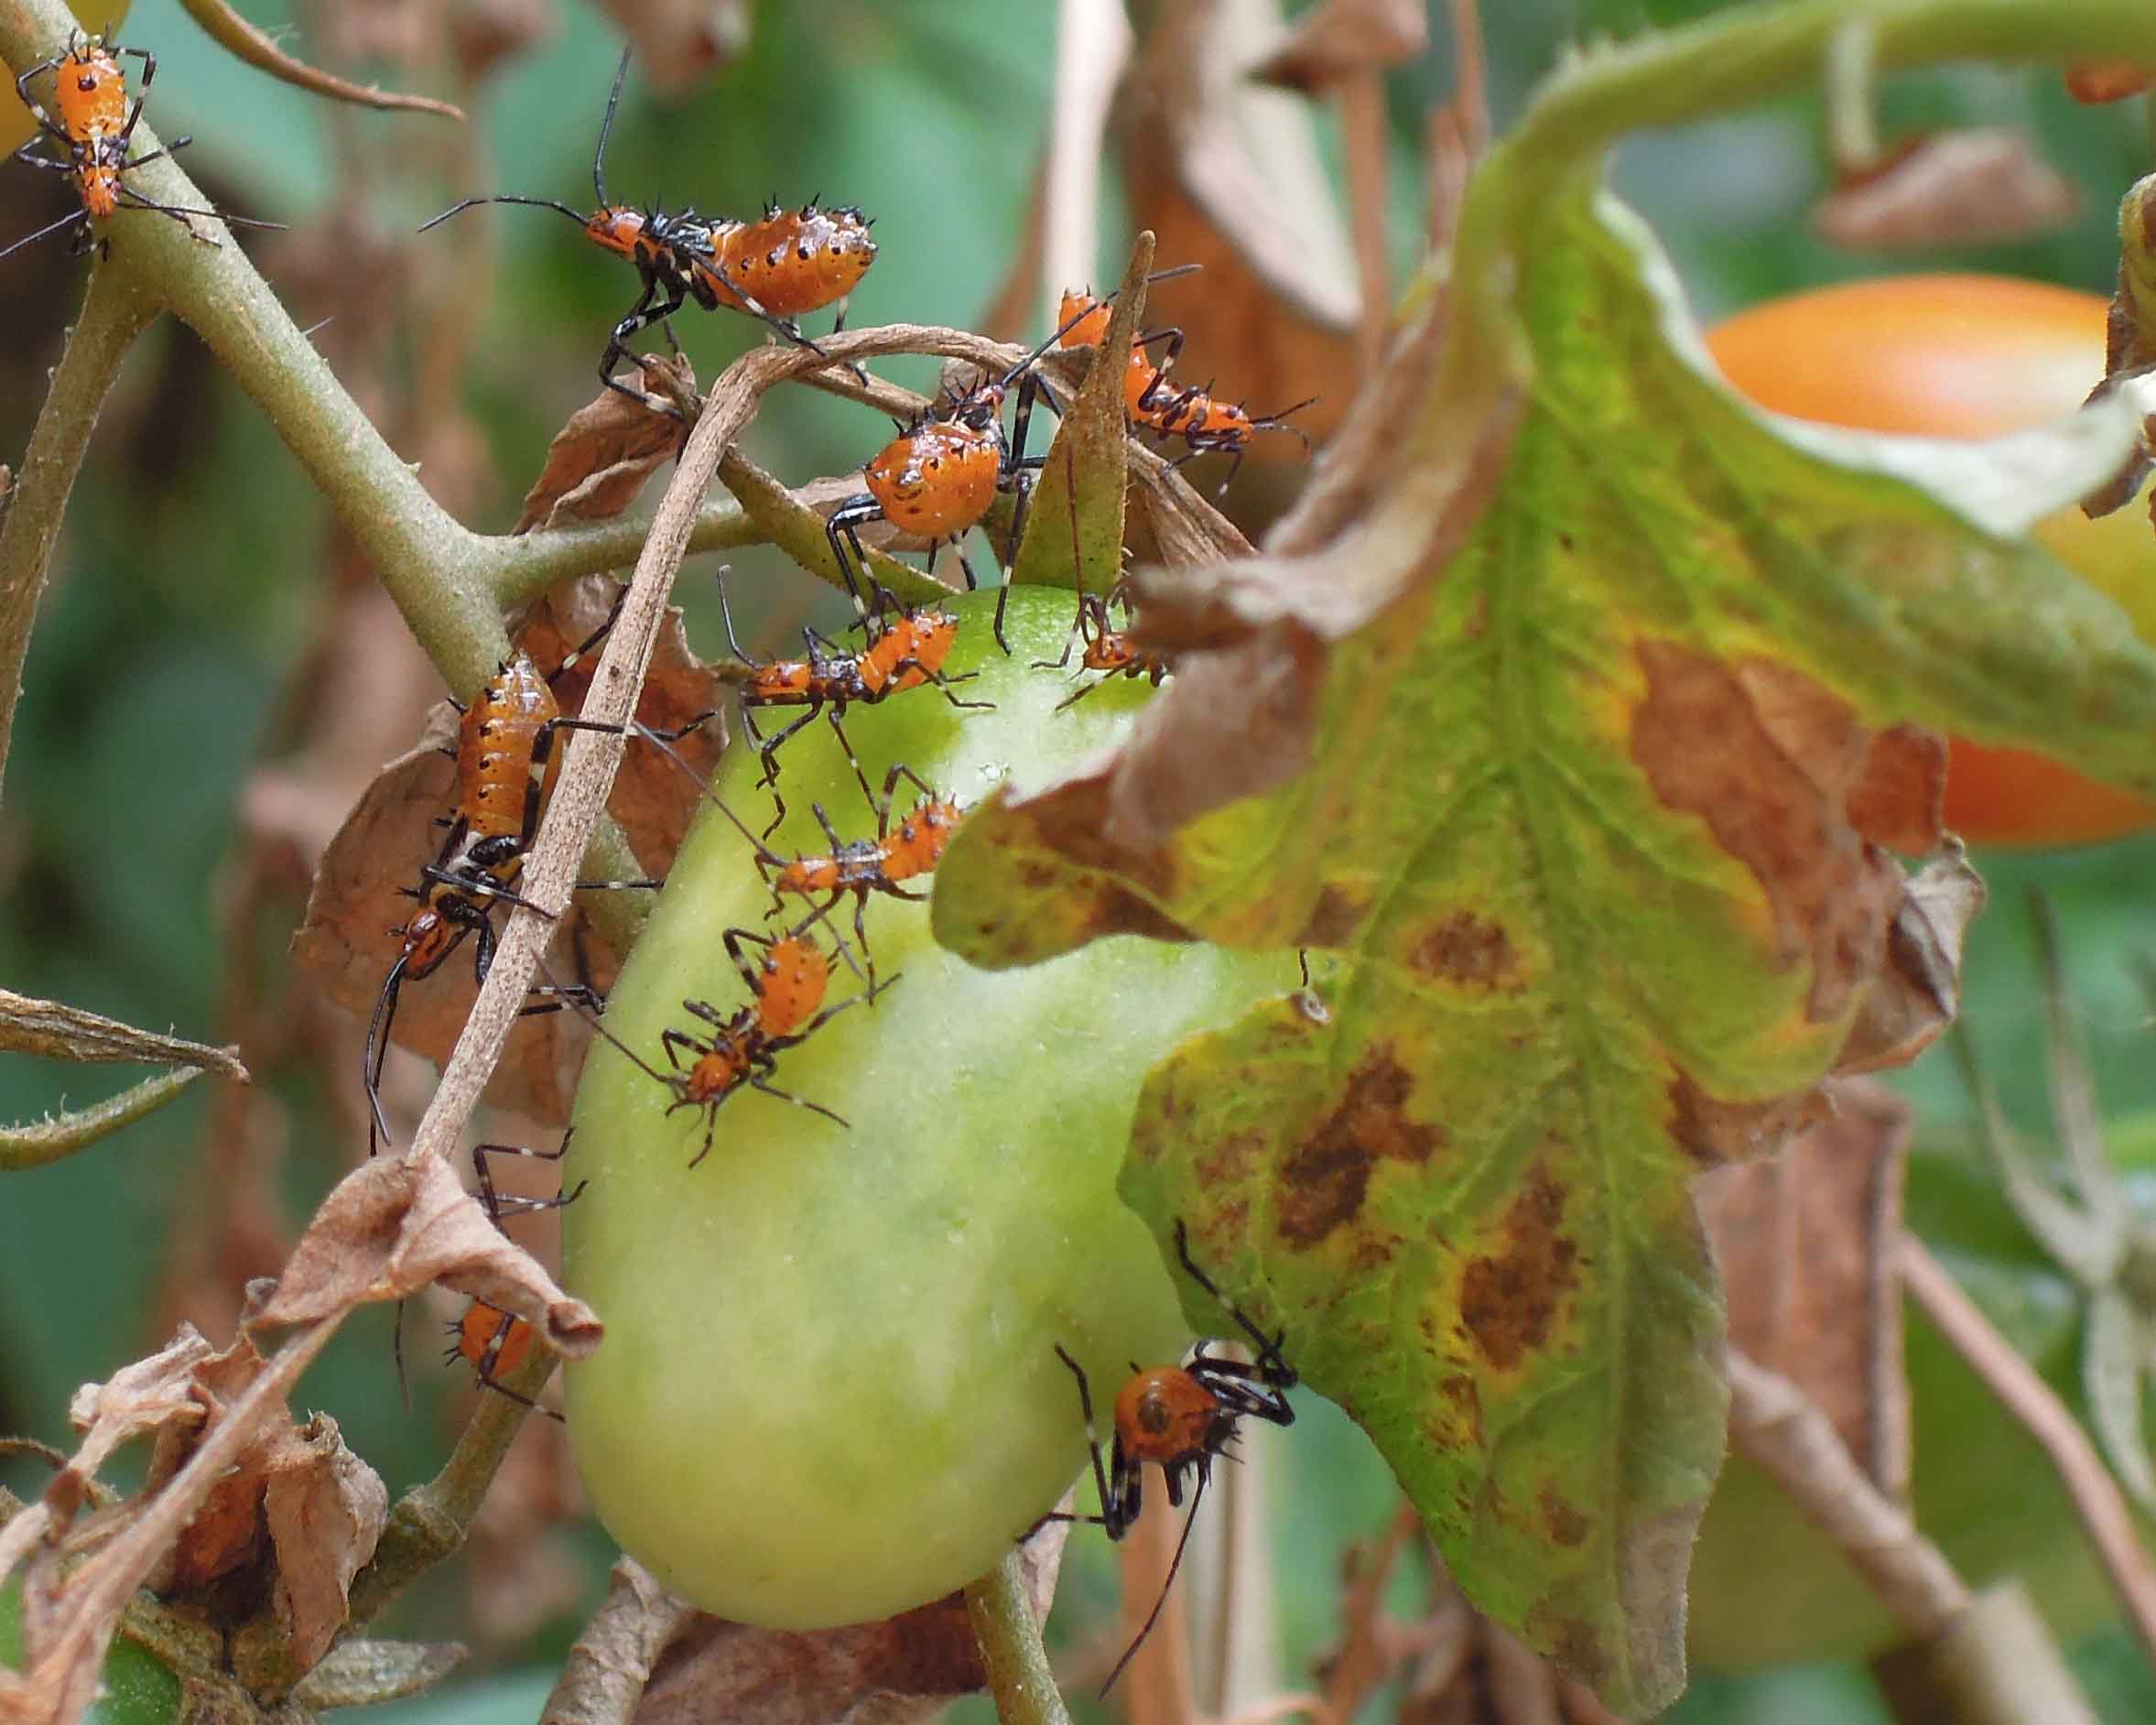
[[1029, 1222, 1299, 1695], [751, 933, 830, 1039], [703, 200, 876, 320], [1113, 1367, 1230, 1469], [862, 418, 1004, 540], [451, 1301, 537, 1379], [858, 604, 960, 696], [50, 36, 128, 141], [458, 651, 564, 841]]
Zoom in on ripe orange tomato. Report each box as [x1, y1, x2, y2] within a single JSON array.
[[1707, 276, 2156, 847]]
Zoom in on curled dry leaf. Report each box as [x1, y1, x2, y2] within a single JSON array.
[[1695, 1079, 1912, 1491], [2084, 172, 2156, 521], [633, 1527, 1066, 1725], [1812, 129, 2078, 253], [515, 355, 696, 533], [290, 579, 722, 1125], [263, 1415, 389, 1672], [291, 1637, 469, 1710], [245, 1150, 601, 1357], [130, 1333, 386, 1677]]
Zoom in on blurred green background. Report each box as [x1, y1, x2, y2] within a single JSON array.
[[5, 0, 2156, 1720]]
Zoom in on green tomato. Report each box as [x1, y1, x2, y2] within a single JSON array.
[[563, 586, 1286, 1628], [1687, 1119, 2156, 1668], [1, 1580, 182, 1725]]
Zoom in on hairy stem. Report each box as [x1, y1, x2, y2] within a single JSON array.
[[0, 1066, 209, 1172], [965, 1553, 1073, 1725], [0, 262, 156, 805]]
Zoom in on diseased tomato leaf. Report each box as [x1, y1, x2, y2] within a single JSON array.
[[935, 179, 2156, 1717]]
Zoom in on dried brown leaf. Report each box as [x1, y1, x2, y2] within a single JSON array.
[[1696, 1080, 1911, 1492], [514, 356, 694, 534], [634, 1530, 1065, 1725], [1836, 844, 1986, 1076], [245, 1152, 601, 1357], [1813, 129, 2078, 253], [263, 1415, 388, 1672]]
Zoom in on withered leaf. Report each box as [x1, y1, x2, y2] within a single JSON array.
[[263, 1415, 387, 1672], [1696, 1080, 1911, 1492], [1813, 129, 2077, 253], [246, 1150, 601, 1358], [514, 355, 695, 534], [936, 177, 2154, 1714]]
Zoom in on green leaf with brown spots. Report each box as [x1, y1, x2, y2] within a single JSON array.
[[935, 148, 2156, 1715]]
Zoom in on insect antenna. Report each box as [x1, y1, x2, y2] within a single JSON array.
[[418, 193, 589, 234], [593, 45, 633, 207], [1100, 1474, 1208, 1698]]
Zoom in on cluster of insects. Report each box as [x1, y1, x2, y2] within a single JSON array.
[[3, 29, 282, 263], [0, 22, 1317, 1674]]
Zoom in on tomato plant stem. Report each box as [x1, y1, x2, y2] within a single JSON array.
[[0, 260, 154, 809], [964, 1554, 1073, 1725]]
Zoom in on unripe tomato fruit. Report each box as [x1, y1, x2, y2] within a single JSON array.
[[1, 4, 133, 154], [563, 586, 1284, 1627], [1707, 276, 2156, 847]]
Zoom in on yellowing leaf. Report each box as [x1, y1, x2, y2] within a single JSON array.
[[935, 160, 2156, 1719]]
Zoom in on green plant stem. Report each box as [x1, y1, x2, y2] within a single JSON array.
[[487, 500, 763, 607], [0, 1066, 207, 1172], [964, 1555, 1072, 1725], [0, 262, 156, 806], [344, 1346, 558, 1630]]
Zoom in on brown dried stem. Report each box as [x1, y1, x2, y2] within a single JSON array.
[[1900, 1232, 2156, 1668], [1725, 1346, 1970, 1639]]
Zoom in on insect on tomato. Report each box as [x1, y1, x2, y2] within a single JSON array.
[[1706, 275, 2156, 848]]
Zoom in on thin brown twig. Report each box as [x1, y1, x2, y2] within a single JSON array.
[[173, 0, 465, 118], [1900, 1232, 2156, 1668], [1725, 1346, 1970, 1640]]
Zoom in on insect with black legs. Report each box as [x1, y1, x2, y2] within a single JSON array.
[[364, 591, 708, 1151], [668, 756, 961, 990], [822, 265, 1203, 653], [4, 29, 286, 264], [418, 49, 871, 407], [425, 1134, 585, 1421], [587, 919, 881, 1168], [1029, 1221, 1297, 1695], [715, 570, 988, 837], [1034, 583, 1171, 711], [1055, 288, 1315, 495]]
